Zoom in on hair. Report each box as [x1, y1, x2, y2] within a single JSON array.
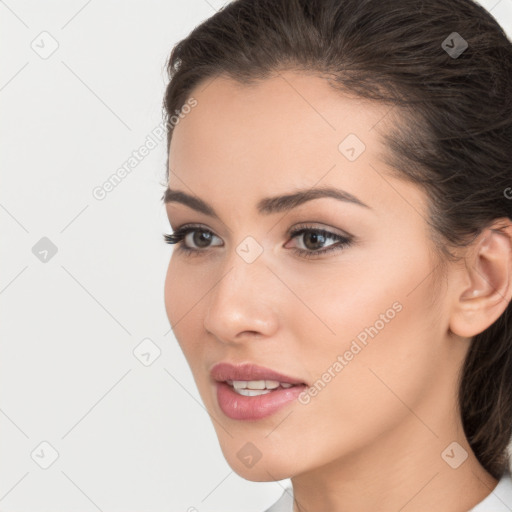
[[162, 0, 512, 479]]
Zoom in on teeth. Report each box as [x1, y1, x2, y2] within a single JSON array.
[[232, 379, 290, 390], [229, 379, 295, 393]]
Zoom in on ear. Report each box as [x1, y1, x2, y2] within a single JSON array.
[[449, 219, 512, 339]]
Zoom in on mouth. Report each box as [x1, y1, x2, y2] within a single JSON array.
[[210, 362, 308, 420]]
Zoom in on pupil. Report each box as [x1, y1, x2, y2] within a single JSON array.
[[194, 231, 211, 248], [305, 232, 325, 250]]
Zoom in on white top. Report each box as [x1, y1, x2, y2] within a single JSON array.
[[263, 471, 512, 512]]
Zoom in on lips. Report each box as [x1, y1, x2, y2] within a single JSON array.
[[215, 381, 307, 420], [210, 362, 307, 385], [210, 362, 308, 420]]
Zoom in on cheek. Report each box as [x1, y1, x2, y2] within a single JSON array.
[[164, 255, 206, 357], [164, 254, 207, 325], [164, 256, 183, 334], [284, 254, 442, 444]]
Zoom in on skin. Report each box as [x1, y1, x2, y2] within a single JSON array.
[[163, 70, 512, 512]]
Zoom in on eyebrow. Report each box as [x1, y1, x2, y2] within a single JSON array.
[[162, 185, 371, 220]]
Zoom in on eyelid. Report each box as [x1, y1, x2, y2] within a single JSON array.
[[171, 222, 352, 243], [166, 222, 355, 259], [288, 222, 353, 240], [175, 224, 223, 247]]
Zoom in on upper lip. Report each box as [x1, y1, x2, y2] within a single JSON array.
[[210, 362, 306, 385]]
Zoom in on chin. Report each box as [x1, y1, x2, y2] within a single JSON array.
[[231, 462, 294, 482], [221, 445, 299, 482]]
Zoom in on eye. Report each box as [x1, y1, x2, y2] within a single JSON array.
[[285, 224, 353, 259], [162, 224, 222, 256], [162, 223, 353, 259]]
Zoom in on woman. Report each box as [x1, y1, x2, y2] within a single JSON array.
[[161, 0, 512, 510]]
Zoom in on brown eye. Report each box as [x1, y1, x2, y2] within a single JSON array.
[[287, 226, 353, 259], [162, 225, 222, 255], [299, 230, 330, 251], [163, 223, 353, 260], [187, 229, 214, 248]]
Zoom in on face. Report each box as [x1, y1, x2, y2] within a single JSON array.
[[163, 71, 456, 481]]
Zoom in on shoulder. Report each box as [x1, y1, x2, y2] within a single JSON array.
[[263, 487, 294, 512], [469, 471, 512, 511]]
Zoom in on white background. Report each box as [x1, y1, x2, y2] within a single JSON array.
[[1, 1, 511, 511]]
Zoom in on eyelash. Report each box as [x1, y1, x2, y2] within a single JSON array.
[[162, 223, 353, 259]]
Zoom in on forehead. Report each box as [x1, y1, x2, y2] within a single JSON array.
[[167, 70, 420, 219], [169, 70, 391, 165]]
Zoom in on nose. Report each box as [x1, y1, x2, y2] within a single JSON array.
[[203, 249, 280, 344]]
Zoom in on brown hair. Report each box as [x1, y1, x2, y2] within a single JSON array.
[[162, 0, 512, 479]]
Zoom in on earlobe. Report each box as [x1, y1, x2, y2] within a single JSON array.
[[449, 220, 512, 339]]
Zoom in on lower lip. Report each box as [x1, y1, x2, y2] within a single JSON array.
[[215, 381, 307, 420]]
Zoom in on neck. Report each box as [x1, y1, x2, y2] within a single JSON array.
[[291, 388, 498, 512]]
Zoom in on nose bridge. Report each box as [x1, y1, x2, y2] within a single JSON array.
[[212, 238, 269, 306], [203, 238, 279, 340]]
